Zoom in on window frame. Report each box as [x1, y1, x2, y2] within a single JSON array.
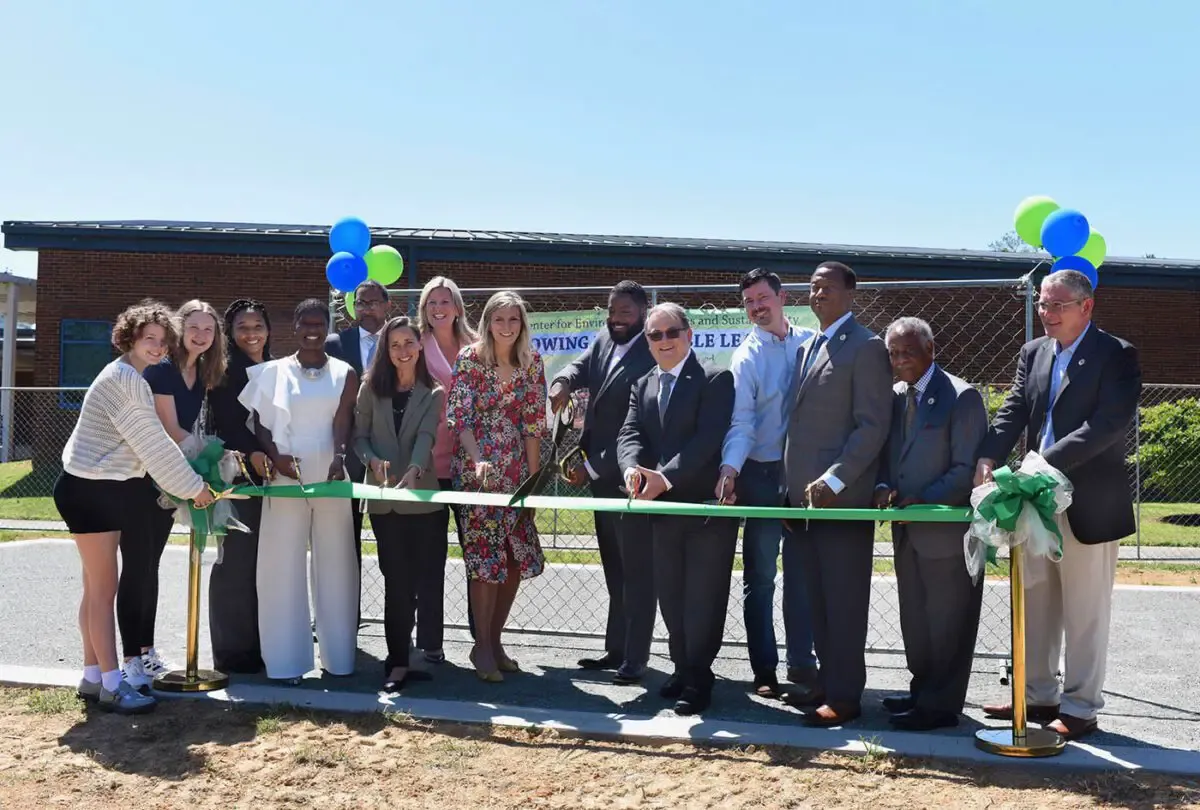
[[58, 319, 113, 409]]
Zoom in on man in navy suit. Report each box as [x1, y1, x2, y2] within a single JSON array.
[[325, 279, 392, 627], [550, 281, 657, 682], [873, 317, 987, 731], [976, 269, 1141, 742], [617, 303, 737, 715]]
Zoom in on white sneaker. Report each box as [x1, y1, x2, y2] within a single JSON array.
[[123, 657, 153, 694], [141, 648, 171, 677]]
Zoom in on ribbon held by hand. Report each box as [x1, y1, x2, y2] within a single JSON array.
[[964, 451, 1073, 582]]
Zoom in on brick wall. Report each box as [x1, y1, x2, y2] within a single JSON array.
[[35, 249, 1200, 387]]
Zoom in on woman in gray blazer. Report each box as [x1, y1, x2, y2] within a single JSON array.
[[353, 316, 446, 692]]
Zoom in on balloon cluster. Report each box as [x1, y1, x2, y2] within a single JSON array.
[[1012, 196, 1106, 289], [325, 217, 405, 319]]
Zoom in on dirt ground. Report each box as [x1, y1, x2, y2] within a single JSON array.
[[1, 688, 1198, 809]]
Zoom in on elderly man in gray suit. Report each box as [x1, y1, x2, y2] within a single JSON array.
[[781, 261, 892, 727], [976, 269, 1141, 742], [873, 317, 987, 731]]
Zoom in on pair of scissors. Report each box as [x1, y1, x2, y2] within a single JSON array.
[[508, 403, 577, 507]]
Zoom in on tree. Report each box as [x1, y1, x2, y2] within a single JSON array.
[[988, 231, 1039, 253]]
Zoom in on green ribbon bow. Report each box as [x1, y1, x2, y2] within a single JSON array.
[[171, 438, 230, 552], [973, 465, 1065, 564]]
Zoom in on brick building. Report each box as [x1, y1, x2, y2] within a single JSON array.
[[3, 220, 1198, 397]]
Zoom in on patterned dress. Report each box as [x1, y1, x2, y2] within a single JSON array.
[[447, 344, 548, 584]]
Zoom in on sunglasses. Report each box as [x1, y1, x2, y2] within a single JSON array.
[[647, 327, 686, 342]]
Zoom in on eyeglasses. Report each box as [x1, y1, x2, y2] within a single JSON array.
[[1035, 299, 1083, 315], [355, 298, 388, 310], [647, 327, 686, 342]]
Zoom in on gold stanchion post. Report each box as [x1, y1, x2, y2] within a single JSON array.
[[155, 530, 229, 693], [975, 542, 1065, 757]]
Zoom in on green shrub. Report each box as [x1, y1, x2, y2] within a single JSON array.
[[979, 384, 1010, 422], [1133, 398, 1200, 502]]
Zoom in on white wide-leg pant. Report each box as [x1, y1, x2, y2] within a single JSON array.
[[1023, 513, 1119, 721], [257, 474, 358, 680]]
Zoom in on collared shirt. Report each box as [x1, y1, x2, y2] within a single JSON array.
[[1041, 323, 1091, 451], [721, 321, 815, 472], [813, 310, 855, 494], [876, 363, 938, 491], [625, 351, 693, 491], [359, 326, 381, 372]]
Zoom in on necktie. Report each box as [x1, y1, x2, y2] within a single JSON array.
[[1040, 349, 1063, 453], [904, 386, 919, 441], [658, 372, 675, 425], [800, 334, 828, 380], [363, 334, 378, 368]]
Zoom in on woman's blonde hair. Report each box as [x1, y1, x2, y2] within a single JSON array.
[[476, 291, 533, 369], [417, 276, 476, 346], [173, 299, 227, 390]]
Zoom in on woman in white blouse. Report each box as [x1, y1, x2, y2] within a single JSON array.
[[54, 301, 214, 715]]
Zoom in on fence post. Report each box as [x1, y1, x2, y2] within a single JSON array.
[[1135, 406, 1142, 559]]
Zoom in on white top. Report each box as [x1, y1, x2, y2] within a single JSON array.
[[239, 355, 352, 474], [61, 358, 204, 499]]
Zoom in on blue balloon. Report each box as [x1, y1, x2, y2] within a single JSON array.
[[329, 217, 371, 257], [1051, 255, 1098, 290], [326, 252, 368, 293], [1040, 208, 1090, 257]]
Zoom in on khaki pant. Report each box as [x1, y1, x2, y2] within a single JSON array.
[[1023, 514, 1119, 720]]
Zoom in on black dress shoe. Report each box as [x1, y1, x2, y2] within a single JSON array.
[[786, 664, 819, 686], [751, 671, 781, 699], [881, 694, 916, 714], [659, 673, 685, 700], [780, 684, 825, 708], [612, 664, 645, 685], [381, 670, 433, 693], [674, 686, 711, 716], [578, 652, 622, 671], [888, 707, 959, 731]]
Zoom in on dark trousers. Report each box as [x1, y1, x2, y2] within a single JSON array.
[[117, 478, 175, 659], [653, 515, 738, 692], [595, 510, 656, 668], [439, 478, 472, 640], [371, 509, 446, 672], [784, 519, 874, 706], [209, 497, 264, 674], [894, 530, 983, 714]]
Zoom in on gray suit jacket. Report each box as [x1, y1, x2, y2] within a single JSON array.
[[979, 326, 1141, 543], [352, 379, 444, 515], [782, 314, 892, 509], [878, 367, 988, 558]]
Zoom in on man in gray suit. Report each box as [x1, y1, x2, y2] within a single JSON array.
[[781, 261, 892, 727], [976, 269, 1141, 742], [873, 317, 987, 731]]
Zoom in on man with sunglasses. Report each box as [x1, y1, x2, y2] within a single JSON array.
[[781, 261, 892, 727], [617, 303, 736, 715], [549, 281, 657, 683], [975, 269, 1141, 742]]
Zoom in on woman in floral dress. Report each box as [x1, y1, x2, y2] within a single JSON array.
[[447, 290, 547, 682]]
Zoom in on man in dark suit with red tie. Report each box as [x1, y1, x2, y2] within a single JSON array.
[[975, 269, 1141, 742], [549, 281, 657, 683]]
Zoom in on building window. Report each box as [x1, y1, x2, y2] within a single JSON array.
[[59, 320, 113, 409]]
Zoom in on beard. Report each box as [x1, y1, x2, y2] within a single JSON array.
[[607, 318, 644, 346]]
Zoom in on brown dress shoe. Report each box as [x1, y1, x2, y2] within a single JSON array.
[[802, 702, 861, 727], [982, 702, 1060, 725], [1046, 713, 1098, 741]]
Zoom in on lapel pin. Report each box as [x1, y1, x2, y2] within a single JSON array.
[[927, 397, 935, 405], [839, 334, 847, 341], [1078, 358, 1086, 366]]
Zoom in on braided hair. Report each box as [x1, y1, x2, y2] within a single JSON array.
[[223, 298, 273, 369]]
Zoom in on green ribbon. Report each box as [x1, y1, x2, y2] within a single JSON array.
[[225, 480, 974, 523], [973, 465, 1065, 564], [165, 439, 231, 552]]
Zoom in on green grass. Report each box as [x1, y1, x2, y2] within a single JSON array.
[[0, 461, 59, 521], [25, 688, 85, 716]]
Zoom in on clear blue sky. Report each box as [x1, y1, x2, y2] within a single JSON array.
[[3, 1, 1198, 277]]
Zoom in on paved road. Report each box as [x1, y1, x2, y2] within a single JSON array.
[[1, 539, 1196, 753]]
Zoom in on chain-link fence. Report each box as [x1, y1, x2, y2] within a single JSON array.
[[5, 279, 1198, 659]]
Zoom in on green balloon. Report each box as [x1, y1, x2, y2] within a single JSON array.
[[1013, 195, 1060, 248], [364, 245, 404, 285], [344, 291, 356, 320], [1076, 230, 1107, 269]]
